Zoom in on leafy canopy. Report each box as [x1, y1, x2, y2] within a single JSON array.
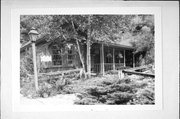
[[20, 15, 154, 64]]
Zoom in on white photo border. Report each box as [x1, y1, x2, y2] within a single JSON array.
[[11, 7, 162, 112]]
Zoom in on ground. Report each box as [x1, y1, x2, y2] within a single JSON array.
[[20, 72, 155, 105], [20, 94, 78, 105]]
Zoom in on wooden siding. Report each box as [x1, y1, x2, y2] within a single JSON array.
[[35, 41, 81, 73]]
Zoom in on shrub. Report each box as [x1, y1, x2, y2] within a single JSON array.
[[110, 83, 134, 93], [99, 95, 107, 103], [130, 81, 148, 89], [102, 77, 119, 85], [38, 87, 50, 98], [74, 97, 99, 105], [106, 70, 118, 75], [86, 86, 110, 100], [106, 92, 134, 104], [118, 77, 131, 84], [70, 75, 154, 105], [20, 82, 40, 98]]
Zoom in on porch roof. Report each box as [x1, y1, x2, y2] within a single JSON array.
[[95, 39, 135, 50], [20, 35, 134, 52], [20, 35, 49, 52]]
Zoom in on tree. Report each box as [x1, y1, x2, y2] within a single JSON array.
[[20, 15, 155, 78], [20, 15, 53, 44], [130, 15, 154, 65]]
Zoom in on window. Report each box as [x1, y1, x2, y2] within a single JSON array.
[[67, 44, 74, 65], [68, 49, 73, 64], [51, 45, 62, 65]]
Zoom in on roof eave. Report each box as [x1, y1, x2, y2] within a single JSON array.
[[94, 40, 135, 50], [20, 36, 48, 52]]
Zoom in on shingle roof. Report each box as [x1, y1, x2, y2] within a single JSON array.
[[20, 35, 134, 52]]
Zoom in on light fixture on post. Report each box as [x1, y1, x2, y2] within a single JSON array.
[[28, 27, 39, 91], [107, 52, 112, 58], [118, 52, 123, 58], [107, 47, 112, 58], [29, 27, 39, 42]]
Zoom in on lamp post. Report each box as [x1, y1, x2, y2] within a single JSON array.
[[28, 27, 39, 91]]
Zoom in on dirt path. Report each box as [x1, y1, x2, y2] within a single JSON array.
[[20, 94, 78, 105]]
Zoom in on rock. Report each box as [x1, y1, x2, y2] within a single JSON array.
[[42, 92, 49, 98]]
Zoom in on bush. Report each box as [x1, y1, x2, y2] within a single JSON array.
[[106, 70, 118, 75], [130, 81, 148, 89], [110, 84, 134, 93], [118, 77, 131, 84], [135, 88, 154, 104], [20, 51, 34, 83], [69, 75, 154, 105], [20, 82, 40, 98], [37, 77, 73, 98], [74, 97, 99, 105], [37, 81, 53, 98], [21, 71, 154, 105], [21, 76, 67, 98], [106, 92, 134, 104]]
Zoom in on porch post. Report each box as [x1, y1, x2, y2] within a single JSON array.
[[113, 48, 115, 70], [86, 39, 91, 78], [133, 53, 135, 68], [124, 50, 126, 67], [100, 43, 105, 76]]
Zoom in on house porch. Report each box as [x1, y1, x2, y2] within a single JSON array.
[[91, 43, 135, 75]]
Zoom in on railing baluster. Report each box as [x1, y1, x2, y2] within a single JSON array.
[[92, 63, 126, 73]]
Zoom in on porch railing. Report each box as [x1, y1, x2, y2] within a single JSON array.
[[115, 63, 124, 70], [92, 63, 124, 73], [92, 63, 101, 73], [104, 63, 113, 71]]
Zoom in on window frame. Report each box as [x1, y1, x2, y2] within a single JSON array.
[[67, 44, 75, 66], [51, 44, 63, 66]]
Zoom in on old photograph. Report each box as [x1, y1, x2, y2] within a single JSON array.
[[2, 0, 180, 118], [20, 14, 155, 105]]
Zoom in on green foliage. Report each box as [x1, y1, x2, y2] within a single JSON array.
[[74, 97, 98, 105], [20, 15, 153, 45], [20, 15, 155, 69], [21, 69, 83, 98], [37, 81, 60, 98], [130, 15, 155, 65], [20, 50, 33, 85], [20, 48, 44, 84], [110, 84, 134, 93], [20, 15, 53, 43], [106, 92, 134, 104], [130, 88, 155, 105], [64, 74, 154, 105], [20, 81, 40, 98], [20, 50, 33, 74], [21, 73, 155, 105], [20, 15, 155, 103]]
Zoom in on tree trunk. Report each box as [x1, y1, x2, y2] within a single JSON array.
[[86, 15, 91, 78], [76, 39, 86, 78], [71, 19, 87, 78]]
